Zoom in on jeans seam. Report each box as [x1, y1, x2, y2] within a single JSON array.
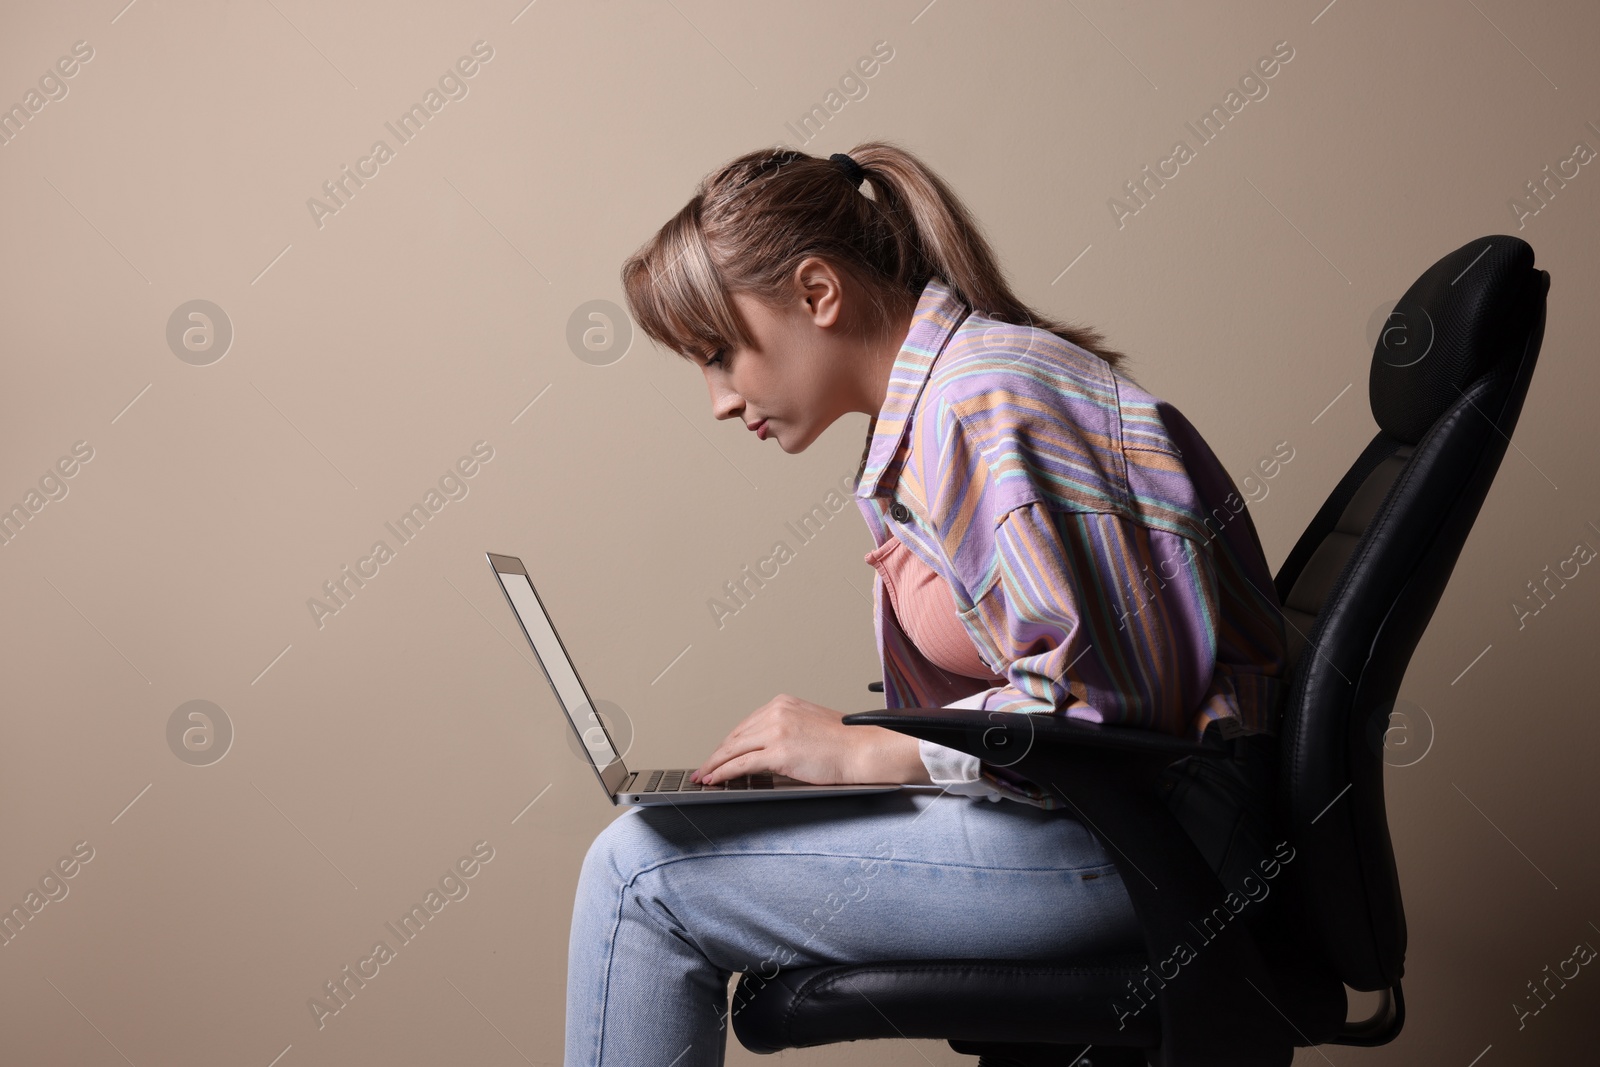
[[592, 880, 628, 1066], [618, 850, 1120, 886]]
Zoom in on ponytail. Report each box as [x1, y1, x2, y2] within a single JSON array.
[[621, 139, 1130, 375]]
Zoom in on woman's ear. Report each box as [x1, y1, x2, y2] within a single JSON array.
[[794, 257, 845, 329]]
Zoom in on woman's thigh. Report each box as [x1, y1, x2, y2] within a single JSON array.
[[576, 788, 1145, 974]]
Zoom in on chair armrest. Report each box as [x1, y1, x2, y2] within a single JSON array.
[[847, 705, 1295, 1065], [842, 706, 1232, 765]]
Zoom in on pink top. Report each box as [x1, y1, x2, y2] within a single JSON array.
[[864, 536, 1006, 684]]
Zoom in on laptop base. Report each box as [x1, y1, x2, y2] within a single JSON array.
[[616, 767, 902, 806]]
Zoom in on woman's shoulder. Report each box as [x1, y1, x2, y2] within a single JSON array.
[[926, 312, 1194, 460], [931, 311, 1117, 406], [914, 314, 1223, 536]]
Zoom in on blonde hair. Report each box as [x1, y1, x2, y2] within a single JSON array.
[[620, 140, 1130, 374]]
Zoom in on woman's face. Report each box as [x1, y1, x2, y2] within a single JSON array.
[[694, 267, 892, 454]]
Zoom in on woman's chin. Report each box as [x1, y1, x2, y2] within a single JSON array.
[[776, 421, 831, 454]]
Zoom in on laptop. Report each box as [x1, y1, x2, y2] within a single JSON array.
[[485, 552, 906, 806]]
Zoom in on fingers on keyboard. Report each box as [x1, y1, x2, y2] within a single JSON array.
[[647, 770, 799, 792]]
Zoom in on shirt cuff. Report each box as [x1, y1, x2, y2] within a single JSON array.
[[917, 738, 1003, 800], [922, 686, 1007, 802], [929, 686, 1054, 808]]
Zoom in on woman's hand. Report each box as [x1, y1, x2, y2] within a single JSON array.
[[690, 694, 933, 786]]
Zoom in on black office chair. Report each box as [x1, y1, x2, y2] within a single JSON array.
[[730, 234, 1550, 1066]]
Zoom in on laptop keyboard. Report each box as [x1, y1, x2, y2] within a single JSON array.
[[641, 769, 800, 792]]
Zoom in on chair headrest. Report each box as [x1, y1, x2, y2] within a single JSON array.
[[1369, 235, 1536, 444]]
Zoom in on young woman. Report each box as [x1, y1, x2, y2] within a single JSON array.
[[565, 141, 1288, 1065]]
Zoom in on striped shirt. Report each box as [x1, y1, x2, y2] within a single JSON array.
[[855, 277, 1289, 807]]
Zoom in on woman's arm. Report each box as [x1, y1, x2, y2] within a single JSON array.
[[965, 501, 1218, 735]]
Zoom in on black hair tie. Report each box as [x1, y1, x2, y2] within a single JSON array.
[[830, 152, 866, 188]]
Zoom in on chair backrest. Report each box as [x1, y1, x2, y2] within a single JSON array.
[[1269, 235, 1549, 992]]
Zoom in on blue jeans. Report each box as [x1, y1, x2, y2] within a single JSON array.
[[564, 788, 1145, 1066]]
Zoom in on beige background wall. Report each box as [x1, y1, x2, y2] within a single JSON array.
[[2, 0, 1595, 1063]]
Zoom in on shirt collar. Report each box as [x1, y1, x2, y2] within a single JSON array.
[[854, 276, 971, 500]]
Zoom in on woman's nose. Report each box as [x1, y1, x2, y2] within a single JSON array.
[[706, 378, 743, 421]]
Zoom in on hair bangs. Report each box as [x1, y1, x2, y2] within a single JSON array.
[[622, 205, 750, 364]]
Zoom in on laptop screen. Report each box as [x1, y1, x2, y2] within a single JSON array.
[[488, 556, 629, 794]]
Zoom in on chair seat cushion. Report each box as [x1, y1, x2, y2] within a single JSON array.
[[731, 954, 1158, 1054]]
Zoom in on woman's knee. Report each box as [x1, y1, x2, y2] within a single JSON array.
[[579, 810, 676, 890]]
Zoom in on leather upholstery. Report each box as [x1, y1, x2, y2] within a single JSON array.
[[1369, 238, 1539, 444], [1274, 235, 1546, 990], [1279, 443, 1414, 674], [732, 954, 1156, 1054]]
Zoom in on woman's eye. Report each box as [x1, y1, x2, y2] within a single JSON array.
[[706, 349, 726, 367]]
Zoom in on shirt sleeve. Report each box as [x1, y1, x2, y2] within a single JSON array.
[[917, 739, 1003, 800], [970, 501, 1221, 742]]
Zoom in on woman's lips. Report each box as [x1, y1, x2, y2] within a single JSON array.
[[754, 419, 769, 440]]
